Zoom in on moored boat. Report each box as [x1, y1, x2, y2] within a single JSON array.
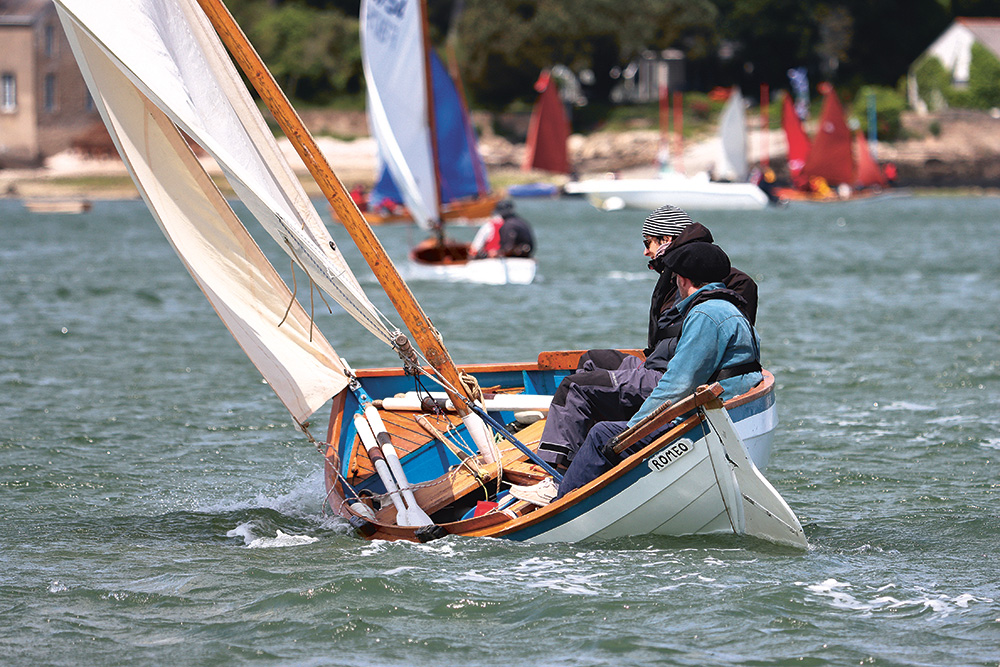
[[23, 198, 93, 214], [566, 89, 770, 211]]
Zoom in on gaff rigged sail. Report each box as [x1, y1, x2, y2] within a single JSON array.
[[800, 85, 855, 187], [781, 93, 811, 179], [55, 0, 396, 422], [523, 70, 570, 175]]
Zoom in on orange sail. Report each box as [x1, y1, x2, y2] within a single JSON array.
[[523, 71, 570, 174], [781, 92, 810, 179], [854, 130, 887, 188], [800, 84, 854, 186]]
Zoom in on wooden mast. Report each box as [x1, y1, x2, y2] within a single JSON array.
[[194, 0, 475, 413], [418, 0, 445, 236]]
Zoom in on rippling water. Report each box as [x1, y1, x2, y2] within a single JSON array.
[[2, 195, 999, 666]]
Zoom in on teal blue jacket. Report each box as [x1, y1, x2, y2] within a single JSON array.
[[628, 282, 762, 426]]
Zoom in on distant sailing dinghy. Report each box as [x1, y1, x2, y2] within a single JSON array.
[[54, 0, 805, 548], [361, 0, 533, 284], [565, 88, 770, 211], [511, 69, 571, 199], [358, 50, 501, 227], [776, 84, 895, 203]]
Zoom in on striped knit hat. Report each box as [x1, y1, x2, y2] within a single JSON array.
[[642, 204, 693, 238]]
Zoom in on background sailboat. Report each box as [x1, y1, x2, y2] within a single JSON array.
[[777, 83, 891, 201], [509, 69, 571, 199], [361, 0, 533, 284], [363, 50, 500, 226], [564, 87, 770, 211]]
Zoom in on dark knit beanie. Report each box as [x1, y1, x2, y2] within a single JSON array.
[[642, 204, 693, 238], [664, 241, 731, 284]]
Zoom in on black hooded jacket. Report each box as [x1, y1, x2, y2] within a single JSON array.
[[643, 223, 758, 371]]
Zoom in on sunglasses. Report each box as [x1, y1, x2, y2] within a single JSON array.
[[643, 236, 656, 249]]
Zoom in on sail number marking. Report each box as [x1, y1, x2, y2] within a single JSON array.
[[647, 439, 694, 472]]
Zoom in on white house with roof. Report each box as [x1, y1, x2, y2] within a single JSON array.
[[908, 17, 1000, 112]]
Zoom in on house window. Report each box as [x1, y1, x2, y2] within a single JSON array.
[[1, 74, 15, 112], [44, 73, 56, 112], [45, 24, 57, 58]]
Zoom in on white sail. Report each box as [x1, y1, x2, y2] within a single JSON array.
[[361, 0, 439, 229], [55, 0, 393, 345], [716, 88, 749, 182], [55, 0, 396, 422]]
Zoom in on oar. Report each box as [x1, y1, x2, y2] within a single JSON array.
[[362, 404, 434, 527], [352, 414, 410, 521], [414, 414, 471, 462]]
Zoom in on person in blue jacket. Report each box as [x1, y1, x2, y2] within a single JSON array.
[[535, 206, 757, 472], [510, 241, 762, 505]]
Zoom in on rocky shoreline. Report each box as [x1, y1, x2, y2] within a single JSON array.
[[3, 109, 1000, 200]]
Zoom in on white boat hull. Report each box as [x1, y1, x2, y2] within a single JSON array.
[[565, 175, 770, 211], [405, 257, 537, 285], [516, 402, 805, 548]]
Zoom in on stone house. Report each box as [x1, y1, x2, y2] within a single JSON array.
[[0, 0, 100, 167]]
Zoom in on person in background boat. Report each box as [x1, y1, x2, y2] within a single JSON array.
[[534, 205, 758, 472], [750, 164, 782, 205], [349, 184, 369, 212], [884, 162, 898, 186], [374, 196, 402, 216], [468, 199, 535, 259], [513, 242, 763, 505], [808, 176, 834, 199]]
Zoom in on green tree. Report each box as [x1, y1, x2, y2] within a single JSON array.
[[455, 0, 715, 108], [851, 85, 906, 140], [236, 1, 362, 103], [912, 54, 951, 110], [967, 41, 1000, 108]]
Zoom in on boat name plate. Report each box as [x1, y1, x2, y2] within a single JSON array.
[[647, 439, 694, 472]]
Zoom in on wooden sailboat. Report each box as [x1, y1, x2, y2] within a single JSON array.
[[54, 0, 806, 548], [564, 87, 771, 211]]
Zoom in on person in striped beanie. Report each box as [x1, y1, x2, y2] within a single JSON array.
[[642, 204, 694, 240], [533, 204, 696, 472]]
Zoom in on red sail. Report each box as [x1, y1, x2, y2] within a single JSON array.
[[781, 92, 810, 178], [522, 71, 570, 174], [854, 130, 887, 188], [800, 85, 855, 186]]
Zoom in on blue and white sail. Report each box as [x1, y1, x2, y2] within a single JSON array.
[[361, 0, 439, 228], [369, 50, 489, 217]]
